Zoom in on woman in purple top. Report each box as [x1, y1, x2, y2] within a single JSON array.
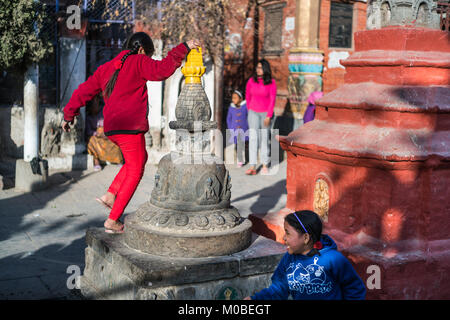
[[226, 90, 249, 167], [303, 91, 323, 124]]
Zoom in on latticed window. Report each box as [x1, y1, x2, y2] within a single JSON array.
[[84, 1, 135, 78], [437, 0, 450, 31], [39, 3, 58, 105], [261, 2, 287, 56], [328, 2, 353, 48], [83, 0, 135, 23]]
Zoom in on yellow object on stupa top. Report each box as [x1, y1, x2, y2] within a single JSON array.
[[181, 47, 206, 84]]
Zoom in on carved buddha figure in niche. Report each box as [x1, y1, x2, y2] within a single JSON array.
[[313, 178, 329, 222]]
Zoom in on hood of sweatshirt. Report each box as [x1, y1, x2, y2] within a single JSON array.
[[318, 234, 338, 253], [230, 100, 247, 108]]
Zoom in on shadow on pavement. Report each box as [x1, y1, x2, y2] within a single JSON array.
[[0, 170, 103, 299], [0, 236, 89, 300], [232, 179, 286, 215]]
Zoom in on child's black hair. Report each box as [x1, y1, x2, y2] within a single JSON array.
[[104, 32, 155, 99], [285, 210, 323, 256], [232, 89, 244, 100], [252, 59, 273, 85]]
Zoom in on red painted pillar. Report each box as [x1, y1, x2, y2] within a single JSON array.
[[250, 26, 450, 299]]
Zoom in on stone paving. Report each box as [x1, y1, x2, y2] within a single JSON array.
[[0, 159, 286, 299]]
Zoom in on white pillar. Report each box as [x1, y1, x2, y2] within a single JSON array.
[[147, 82, 163, 125], [23, 64, 39, 162], [166, 68, 184, 152], [202, 59, 217, 157], [147, 41, 163, 132]]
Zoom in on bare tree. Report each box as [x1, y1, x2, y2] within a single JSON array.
[[136, 0, 249, 131]]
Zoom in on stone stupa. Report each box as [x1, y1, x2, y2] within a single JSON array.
[[79, 48, 285, 300], [123, 48, 252, 258]]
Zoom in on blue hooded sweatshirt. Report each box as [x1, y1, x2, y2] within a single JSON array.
[[251, 235, 366, 300]]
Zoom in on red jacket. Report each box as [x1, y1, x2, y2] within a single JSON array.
[[64, 43, 189, 136]]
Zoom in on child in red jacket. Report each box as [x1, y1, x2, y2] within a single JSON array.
[[62, 32, 200, 233]]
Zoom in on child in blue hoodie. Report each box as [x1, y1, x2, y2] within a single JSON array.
[[245, 210, 366, 300]]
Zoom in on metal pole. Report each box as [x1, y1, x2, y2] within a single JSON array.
[[56, 0, 59, 109]]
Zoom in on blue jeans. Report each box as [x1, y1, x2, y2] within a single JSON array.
[[248, 109, 271, 166]]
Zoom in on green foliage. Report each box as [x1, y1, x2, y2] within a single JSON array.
[[0, 0, 54, 72]]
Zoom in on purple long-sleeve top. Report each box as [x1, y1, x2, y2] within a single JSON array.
[[226, 100, 249, 144]]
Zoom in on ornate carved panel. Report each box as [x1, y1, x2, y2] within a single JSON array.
[[313, 178, 329, 222]]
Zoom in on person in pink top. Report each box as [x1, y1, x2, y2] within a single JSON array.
[[245, 59, 277, 175]]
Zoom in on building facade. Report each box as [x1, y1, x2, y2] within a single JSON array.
[[223, 0, 368, 132]]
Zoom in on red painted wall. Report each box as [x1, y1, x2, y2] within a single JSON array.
[[277, 27, 450, 299]]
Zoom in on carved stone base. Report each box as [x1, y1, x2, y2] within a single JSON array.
[[124, 213, 252, 258], [80, 228, 286, 300], [127, 137, 253, 257], [133, 201, 242, 233]]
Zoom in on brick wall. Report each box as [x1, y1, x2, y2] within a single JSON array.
[[223, 0, 256, 98], [258, 1, 296, 115], [319, 0, 367, 93], [224, 0, 296, 116], [224, 0, 367, 113]]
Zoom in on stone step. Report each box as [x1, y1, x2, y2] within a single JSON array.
[[81, 228, 286, 300]]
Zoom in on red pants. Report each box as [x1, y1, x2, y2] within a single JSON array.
[[107, 133, 148, 221]]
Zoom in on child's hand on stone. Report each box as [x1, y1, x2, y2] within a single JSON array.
[[62, 120, 73, 132]]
